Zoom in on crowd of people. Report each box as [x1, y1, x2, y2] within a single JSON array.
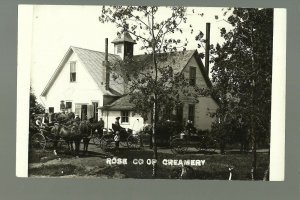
[[29, 110, 106, 136]]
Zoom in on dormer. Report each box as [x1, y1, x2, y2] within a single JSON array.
[[111, 32, 136, 60]]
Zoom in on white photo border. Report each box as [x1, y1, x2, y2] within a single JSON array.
[[16, 6, 286, 180]]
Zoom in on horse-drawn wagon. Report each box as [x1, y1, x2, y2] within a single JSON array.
[[30, 126, 58, 150], [29, 112, 91, 155], [98, 124, 142, 151], [169, 131, 218, 154]]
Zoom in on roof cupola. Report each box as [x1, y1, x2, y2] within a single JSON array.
[[111, 32, 136, 60]]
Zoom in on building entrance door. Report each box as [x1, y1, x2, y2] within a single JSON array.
[[81, 104, 87, 120]]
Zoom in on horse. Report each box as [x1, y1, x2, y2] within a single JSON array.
[[51, 122, 80, 156], [88, 118, 104, 137], [51, 119, 92, 156]]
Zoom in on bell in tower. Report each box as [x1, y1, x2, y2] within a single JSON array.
[[111, 32, 136, 60]]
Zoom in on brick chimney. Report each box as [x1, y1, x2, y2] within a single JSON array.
[[205, 23, 210, 77], [103, 38, 110, 90]]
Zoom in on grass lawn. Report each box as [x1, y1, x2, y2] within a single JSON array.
[[28, 147, 269, 180]]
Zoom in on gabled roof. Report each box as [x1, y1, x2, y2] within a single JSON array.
[[41, 45, 214, 106], [41, 46, 123, 97], [71, 47, 123, 95], [131, 50, 212, 87], [132, 50, 196, 74], [102, 50, 216, 110]]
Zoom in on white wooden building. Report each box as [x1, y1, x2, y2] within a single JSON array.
[[40, 33, 218, 131]]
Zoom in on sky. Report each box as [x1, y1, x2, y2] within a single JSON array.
[[24, 5, 233, 101]]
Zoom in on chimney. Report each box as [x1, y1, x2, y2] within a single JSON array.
[[104, 38, 110, 90], [205, 23, 210, 77]]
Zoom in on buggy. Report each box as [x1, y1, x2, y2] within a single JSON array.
[[170, 131, 218, 154], [99, 124, 141, 151]]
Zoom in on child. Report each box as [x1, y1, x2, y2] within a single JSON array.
[[114, 131, 120, 151]]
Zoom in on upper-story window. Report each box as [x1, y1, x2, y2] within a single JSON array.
[[189, 66, 196, 86], [70, 61, 76, 82]]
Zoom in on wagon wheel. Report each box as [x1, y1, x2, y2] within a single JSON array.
[[127, 135, 140, 149], [170, 138, 187, 154], [44, 136, 54, 149], [99, 135, 114, 151], [31, 133, 46, 150], [92, 135, 101, 146], [196, 140, 207, 152], [119, 140, 127, 148], [197, 139, 217, 153], [118, 133, 128, 148], [206, 139, 217, 152]]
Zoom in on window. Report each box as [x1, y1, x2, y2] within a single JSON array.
[[60, 100, 65, 110], [121, 111, 129, 123], [117, 44, 122, 53], [176, 104, 183, 123], [66, 102, 72, 112], [189, 66, 196, 86], [70, 61, 76, 82], [188, 104, 195, 123], [66, 102, 72, 109], [49, 107, 54, 113]]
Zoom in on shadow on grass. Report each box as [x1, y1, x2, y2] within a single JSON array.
[[29, 164, 86, 177], [29, 147, 269, 180], [79, 150, 110, 158]]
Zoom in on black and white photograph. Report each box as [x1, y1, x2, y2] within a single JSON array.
[[16, 5, 285, 180]]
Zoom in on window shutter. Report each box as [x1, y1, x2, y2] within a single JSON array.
[[188, 104, 195, 123], [87, 105, 94, 120], [75, 104, 81, 117]]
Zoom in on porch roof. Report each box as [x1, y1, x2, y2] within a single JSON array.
[[99, 95, 134, 111]]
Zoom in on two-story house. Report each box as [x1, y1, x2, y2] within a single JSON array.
[[40, 33, 218, 131]]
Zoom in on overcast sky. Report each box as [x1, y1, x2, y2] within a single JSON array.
[[24, 5, 233, 100]]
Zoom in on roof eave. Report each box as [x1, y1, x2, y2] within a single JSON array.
[[99, 106, 133, 111], [111, 40, 136, 44], [192, 51, 220, 105], [40, 47, 74, 96]]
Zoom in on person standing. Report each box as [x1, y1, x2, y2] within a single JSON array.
[[98, 118, 105, 136], [42, 113, 49, 126], [185, 120, 195, 135], [113, 117, 124, 132], [74, 114, 81, 125], [99, 118, 104, 128]]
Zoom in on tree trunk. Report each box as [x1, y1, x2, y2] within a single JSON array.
[[250, 25, 257, 180], [252, 131, 257, 179], [152, 99, 157, 177]]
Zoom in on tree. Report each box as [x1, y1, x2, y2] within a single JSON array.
[[30, 87, 45, 115], [210, 8, 273, 179], [99, 6, 202, 177]]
